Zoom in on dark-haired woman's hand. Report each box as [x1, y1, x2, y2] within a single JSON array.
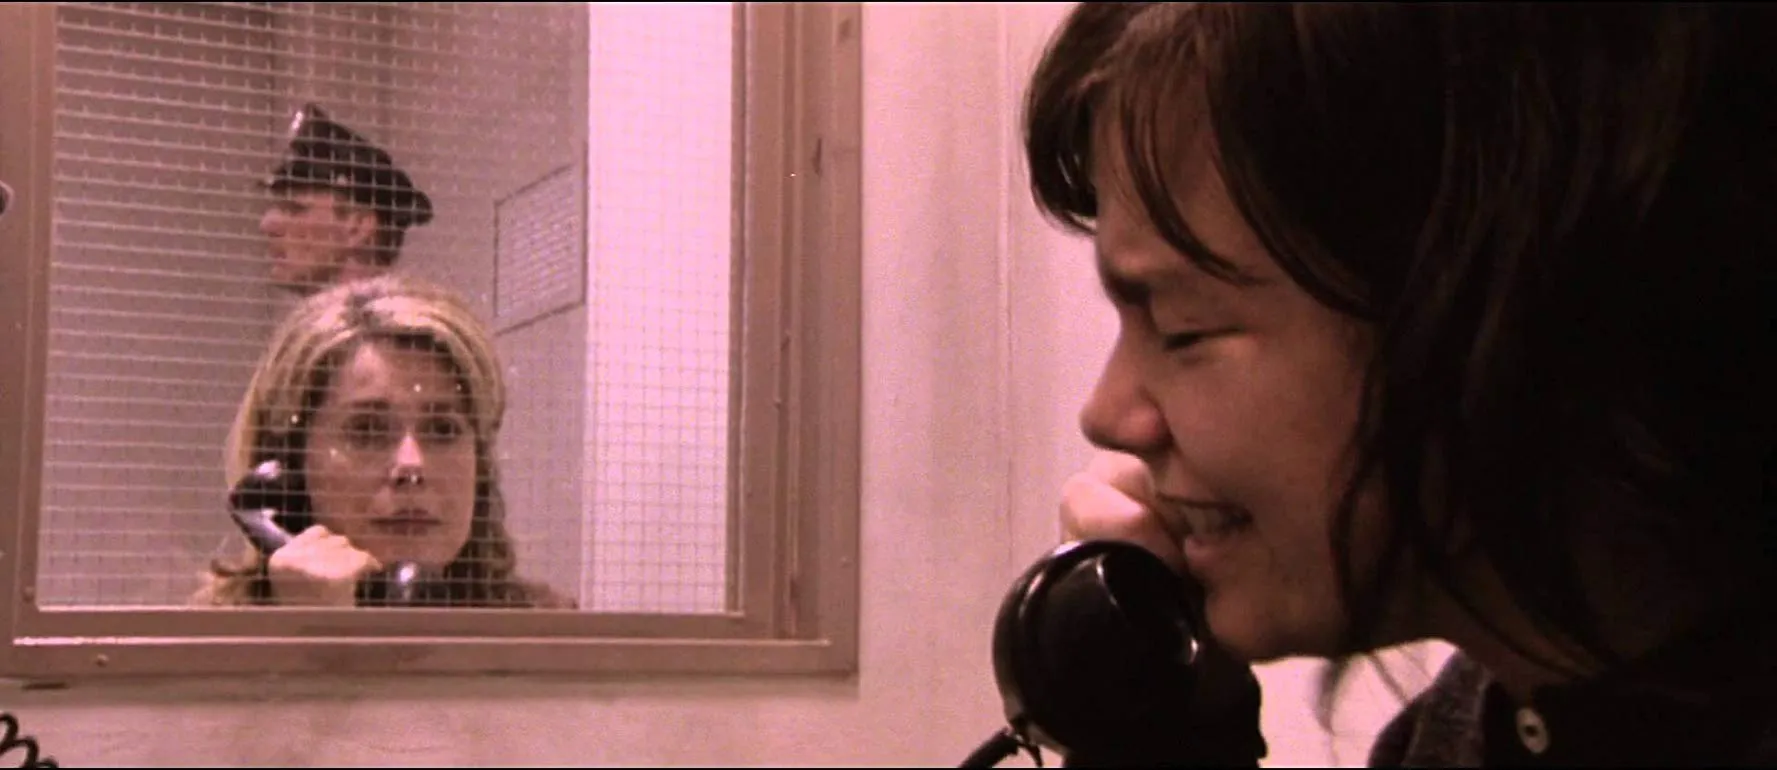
[[1060, 450, 1186, 571], [1057, 451, 1267, 767]]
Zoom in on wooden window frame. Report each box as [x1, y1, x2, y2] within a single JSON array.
[[0, 1, 861, 681]]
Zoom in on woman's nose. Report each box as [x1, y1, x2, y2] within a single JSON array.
[[389, 433, 425, 486], [1079, 341, 1169, 460], [259, 207, 281, 236]]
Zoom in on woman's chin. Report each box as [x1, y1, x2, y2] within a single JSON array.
[[364, 542, 457, 572], [1202, 592, 1324, 663]]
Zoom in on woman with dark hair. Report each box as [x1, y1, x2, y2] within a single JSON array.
[[1033, 3, 1774, 765]]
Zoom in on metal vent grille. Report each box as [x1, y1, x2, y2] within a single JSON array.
[[494, 163, 584, 332]]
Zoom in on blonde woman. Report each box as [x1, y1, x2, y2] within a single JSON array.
[[194, 274, 572, 609]]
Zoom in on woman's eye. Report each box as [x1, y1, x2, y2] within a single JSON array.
[[422, 418, 467, 442], [1160, 331, 1209, 351]]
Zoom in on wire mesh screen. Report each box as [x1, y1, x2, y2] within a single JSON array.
[[42, 1, 287, 608], [33, 2, 736, 614], [583, 3, 735, 614]]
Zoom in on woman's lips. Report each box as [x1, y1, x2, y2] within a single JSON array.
[[1156, 495, 1255, 578], [371, 509, 440, 534]]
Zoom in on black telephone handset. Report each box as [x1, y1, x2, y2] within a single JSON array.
[[228, 456, 435, 607], [961, 540, 1267, 768]]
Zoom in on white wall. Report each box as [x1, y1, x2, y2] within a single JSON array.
[[582, 2, 734, 613], [9, 4, 1446, 766]]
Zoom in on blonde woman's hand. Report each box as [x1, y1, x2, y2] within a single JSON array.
[[1058, 449, 1186, 573], [266, 525, 381, 607]]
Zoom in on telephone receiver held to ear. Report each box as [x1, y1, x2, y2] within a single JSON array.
[[960, 539, 1266, 768], [228, 458, 439, 606]]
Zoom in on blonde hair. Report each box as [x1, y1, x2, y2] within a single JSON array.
[[195, 274, 572, 608]]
